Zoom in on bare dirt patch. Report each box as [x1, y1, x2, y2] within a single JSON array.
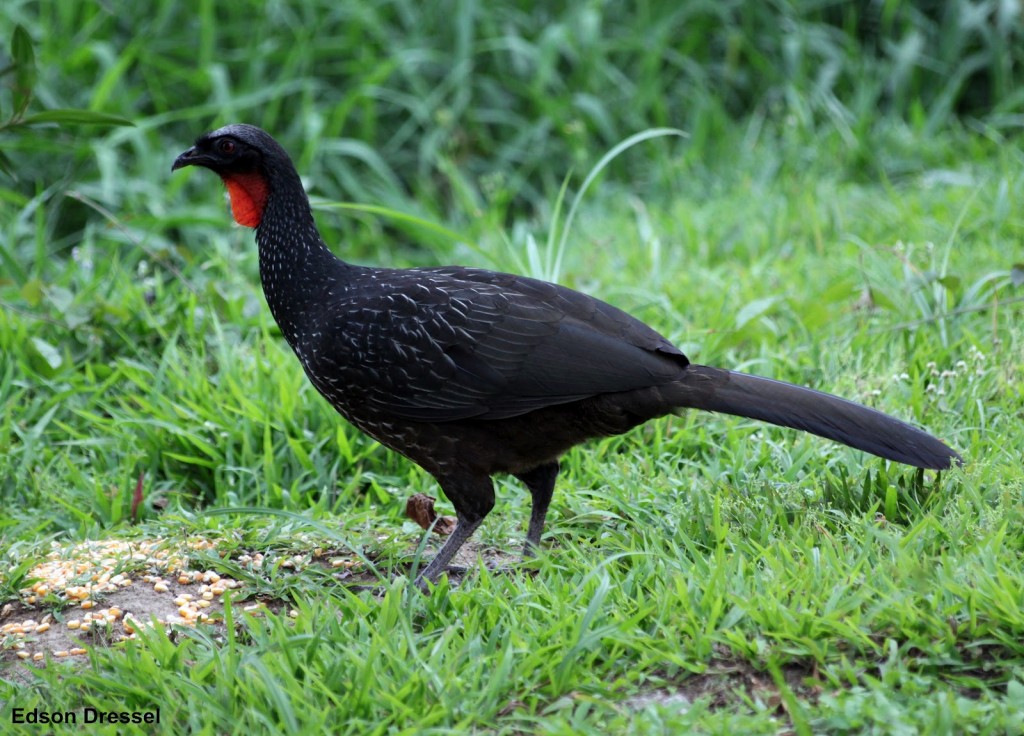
[[1, 534, 523, 675], [1, 537, 251, 670], [624, 655, 820, 723]]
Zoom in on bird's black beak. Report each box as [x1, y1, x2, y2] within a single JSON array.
[[171, 146, 212, 172]]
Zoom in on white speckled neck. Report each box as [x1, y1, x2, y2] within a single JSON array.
[[254, 173, 350, 347]]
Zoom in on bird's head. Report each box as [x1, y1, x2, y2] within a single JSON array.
[[172, 124, 288, 228]]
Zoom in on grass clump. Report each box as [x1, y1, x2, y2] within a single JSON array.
[[2, 2, 1024, 733]]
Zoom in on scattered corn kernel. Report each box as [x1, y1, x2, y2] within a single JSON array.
[[54, 650, 69, 658], [13, 537, 248, 637], [32, 653, 44, 661], [70, 647, 87, 655]]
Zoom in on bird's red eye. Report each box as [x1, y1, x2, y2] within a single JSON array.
[[218, 139, 236, 154]]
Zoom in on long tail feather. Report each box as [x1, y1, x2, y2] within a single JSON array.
[[670, 365, 960, 470]]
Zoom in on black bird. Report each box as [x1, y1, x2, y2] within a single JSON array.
[[173, 124, 960, 584]]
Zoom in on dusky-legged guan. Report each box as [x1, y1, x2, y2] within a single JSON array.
[[173, 125, 960, 585]]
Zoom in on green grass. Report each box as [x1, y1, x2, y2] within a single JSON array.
[[2, 1, 1024, 733]]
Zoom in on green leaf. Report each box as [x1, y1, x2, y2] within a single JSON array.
[[20, 278, 44, 306], [324, 201, 463, 245], [45, 285, 74, 315], [868, 286, 898, 313], [555, 127, 687, 281], [735, 296, 779, 329], [11, 25, 34, 67], [936, 274, 960, 292], [11, 25, 36, 115], [19, 109, 135, 127], [0, 150, 15, 179], [1007, 679, 1024, 704], [162, 453, 217, 469], [29, 337, 63, 372], [884, 481, 898, 521]]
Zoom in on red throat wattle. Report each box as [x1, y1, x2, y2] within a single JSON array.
[[221, 172, 269, 228]]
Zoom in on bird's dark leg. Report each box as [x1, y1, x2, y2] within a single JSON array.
[[514, 461, 560, 558], [416, 473, 495, 585]]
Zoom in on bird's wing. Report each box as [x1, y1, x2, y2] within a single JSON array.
[[309, 267, 689, 422]]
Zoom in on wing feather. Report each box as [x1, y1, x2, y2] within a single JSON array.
[[307, 266, 688, 422]]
